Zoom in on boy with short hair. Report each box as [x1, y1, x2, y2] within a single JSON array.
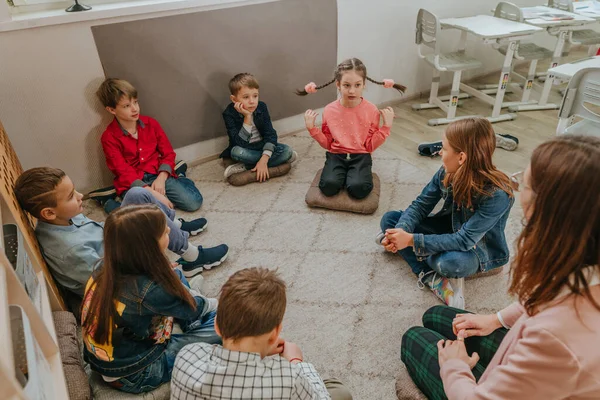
[[171, 267, 352, 400], [221, 73, 298, 182], [97, 78, 203, 212], [14, 167, 229, 298]]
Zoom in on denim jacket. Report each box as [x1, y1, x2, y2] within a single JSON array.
[[220, 101, 278, 158], [82, 269, 216, 378], [396, 167, 514, 271]]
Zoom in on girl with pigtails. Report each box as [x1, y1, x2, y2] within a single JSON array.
[[297, 57, 406, 199]]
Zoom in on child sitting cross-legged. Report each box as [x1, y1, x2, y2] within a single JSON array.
[[221, 73, 297, 182], [81, 204, 221, 394], [171, 267, 352, 400]]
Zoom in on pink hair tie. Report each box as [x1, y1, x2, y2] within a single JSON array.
[[383, 79, 395, 89], [304, 82, 317, 94]]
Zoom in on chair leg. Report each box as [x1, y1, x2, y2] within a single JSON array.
[[447, 70, 462, 119], [412, 69, 443, 110], [521, 59, 537, 103]]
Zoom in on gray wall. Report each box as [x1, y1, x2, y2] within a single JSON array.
[[91, 0, 338, 148]]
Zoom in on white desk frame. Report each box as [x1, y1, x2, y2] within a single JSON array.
[[507, 6, 595, 112], [549, 55, 600, 80], [440, 15, 543, 123]]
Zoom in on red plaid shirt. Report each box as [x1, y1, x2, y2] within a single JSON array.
[[101, 116, 176, 195]]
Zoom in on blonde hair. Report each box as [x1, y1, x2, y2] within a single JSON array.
[[96, 78, 138, 108]]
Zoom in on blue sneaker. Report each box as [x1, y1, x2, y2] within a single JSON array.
[[418, 141, 442, 157], [177, 244, 229, 278], [179, 217, 207, 236], [103, 199, 121, 214]]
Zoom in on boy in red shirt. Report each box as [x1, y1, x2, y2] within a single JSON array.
[[98, 78, 203, 213]]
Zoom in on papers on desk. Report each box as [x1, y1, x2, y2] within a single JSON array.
[[574, 1, 600, 17], [522, 6, 573, 20]]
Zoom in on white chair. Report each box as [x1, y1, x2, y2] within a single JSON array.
[[487, 2, 554, 107], [556, 67, 600, 136], [549, 0, 600, 55], [412, 8, 483, 126]]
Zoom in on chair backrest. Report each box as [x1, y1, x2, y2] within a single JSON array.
[[494, 1, 524, 22], [547, 0, 574, 13], [415, 9, 441, 54], [559, 67, 600, 127]]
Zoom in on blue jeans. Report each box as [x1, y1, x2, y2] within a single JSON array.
[[122, 187, 190, 255], [380, 210, 480, 278], [143, 173, 203, 212], [231, 143, 292, 169], [111, 311, 220, 394]]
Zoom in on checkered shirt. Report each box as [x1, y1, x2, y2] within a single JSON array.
[[171, 343, 331, 399]]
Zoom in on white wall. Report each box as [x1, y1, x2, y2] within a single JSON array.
[[0, 0, 558, 191]]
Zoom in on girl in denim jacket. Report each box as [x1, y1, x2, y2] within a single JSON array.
[[378, 118, 514, 309], [81, 204, 219, 394]]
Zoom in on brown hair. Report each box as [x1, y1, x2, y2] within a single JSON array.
[[81, 204, 196, 344], [509, 135, 600, 315], [96, 78, 138, 108], [216, 267, 286, 340], [295, 57, 406, 95], [229, 73, 260, 95], [443, 118, 513, 208], [14, 167, 66, 219]]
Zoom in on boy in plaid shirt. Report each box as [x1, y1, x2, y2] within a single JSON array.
[[171, 267, 351, 400]]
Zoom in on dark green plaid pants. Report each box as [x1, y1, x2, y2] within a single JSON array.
[[401, 305, 508, 400]]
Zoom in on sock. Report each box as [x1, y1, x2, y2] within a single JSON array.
[[181, 244, 199, 262], [173, 218, 182, 229]]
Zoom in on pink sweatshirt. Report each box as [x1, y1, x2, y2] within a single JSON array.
[[308, 98, 390, 154], [440, 282, 600, 399]]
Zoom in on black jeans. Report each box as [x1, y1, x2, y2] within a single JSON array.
[[319, 152, 373, 199]]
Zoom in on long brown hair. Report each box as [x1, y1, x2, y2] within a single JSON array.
[[81, 204, 196, 344], [510, 135, 600, 315], [295, 57, 406, 95], [443, 118, 513, 208]]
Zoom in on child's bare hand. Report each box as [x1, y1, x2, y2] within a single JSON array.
[[381, 237, 398, 253], [281, 341, 303, 363], [452, 313, 502, 338], [304, 110, 318, 130], [267, 337, 285, 356], [385, 228, 412, 251], [380, 106, 395, 127], [234, 102, 252, 117], [251, 159, 270, 182]]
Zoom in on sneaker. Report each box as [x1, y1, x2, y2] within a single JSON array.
[[179, 217, 207, 236], [103, 199, 121, 214], [288, 150, 299, 164], [175, 160, 188, 177], [495, 133, 519, 151], [418, 141, 443, 157], [224, 163, 247, 179], [187, 274, 205, 293], [375, 231, 386, 245], [177, 244, 229, 278], [417, 271, 465, 309]]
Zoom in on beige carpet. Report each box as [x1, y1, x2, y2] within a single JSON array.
[[84, 131, 524, 400]]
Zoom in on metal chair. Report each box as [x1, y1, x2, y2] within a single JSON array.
[[412, 8, 483, 126], [556, 66, 600, 136]]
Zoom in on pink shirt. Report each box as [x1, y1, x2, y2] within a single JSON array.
[[308, 98, 390, 154], [441, 278, 600, 399]]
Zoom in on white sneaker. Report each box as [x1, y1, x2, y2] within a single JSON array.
[[417, 271, 465, 309], [375, 231, 386, 245], [224, 163, 247, 179], [187, 274, 205, 293], [288, 150, 298, 164]]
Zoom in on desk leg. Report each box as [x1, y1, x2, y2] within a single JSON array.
[[487, 40, 517, 123], [508, 30, 565, 112]]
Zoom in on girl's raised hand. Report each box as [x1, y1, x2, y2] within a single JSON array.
[[304, 109, 318, 130], [380, 106, 395, 127]]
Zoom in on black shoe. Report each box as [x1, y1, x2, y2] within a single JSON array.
[[418, 141, 443, 157], [88, 185, 117, 205], [179, 217, 207, 236], [175, 160, 188, 177], [496, 133, 519, 151], [177, 244, 229, 278]]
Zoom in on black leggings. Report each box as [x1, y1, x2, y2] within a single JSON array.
[[319, 152, 373, 199]]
